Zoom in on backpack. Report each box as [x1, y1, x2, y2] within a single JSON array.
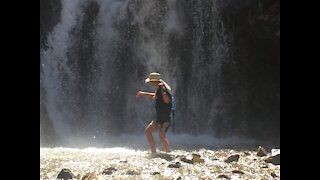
[[171, 95, 176, 133], [162, 85, 176, 133]]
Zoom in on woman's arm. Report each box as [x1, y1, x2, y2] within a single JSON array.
[[136, 91, 155, 100]]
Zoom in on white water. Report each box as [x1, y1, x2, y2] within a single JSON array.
[[40, 0, 232, 145]]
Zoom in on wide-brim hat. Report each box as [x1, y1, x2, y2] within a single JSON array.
[[145, 72, 171, 93], [145, 72, 162, 83]]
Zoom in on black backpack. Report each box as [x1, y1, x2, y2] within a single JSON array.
[[163, 85, 176, 133], [171, 95, 176, 133]]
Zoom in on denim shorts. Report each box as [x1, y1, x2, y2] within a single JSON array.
[[149, 120, 171, 132]]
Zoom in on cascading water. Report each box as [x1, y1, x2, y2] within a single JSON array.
[[40, 0, 277, 147]]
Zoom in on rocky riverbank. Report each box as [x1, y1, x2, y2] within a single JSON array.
[[41, 146, 279, 179]]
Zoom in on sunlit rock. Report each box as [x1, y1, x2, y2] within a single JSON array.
[[257, 146, 268, 157], [271, 172, 278, 178], [41, 147, 280, 179], [81, 172, 101, 180], [271, 148, 280, 156], [260, 163, 269, 168], [192, 153, 205, 163]]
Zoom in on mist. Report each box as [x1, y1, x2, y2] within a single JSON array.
[[40, 0, 280, 148]]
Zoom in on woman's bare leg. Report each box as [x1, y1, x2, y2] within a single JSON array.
[[145, 121, 157, 153], [159, 130, 170, 153]]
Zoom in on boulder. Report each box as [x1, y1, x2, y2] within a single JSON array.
[[232, 170, 244, 174], [168, 162, 182, 168], [192, 154, 205, 163], [225, 154, 240, 163], [126, 170, 140, 175], [265, 154, 280, 165], [102, 167, 117, 175], [57, 168, 74, 180], [181, 157, 193, 164], [217, 174, 230, 179], [257, 146, 268, 157]]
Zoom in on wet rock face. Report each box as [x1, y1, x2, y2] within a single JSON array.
[[40, 0, 62, 147], [40, 0, 62, 50], [218, 0, 280, 140]]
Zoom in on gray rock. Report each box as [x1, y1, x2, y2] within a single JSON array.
[[181, 157, 193, 164], [57, 168, 74, 180], [151, 172, 160, 175], [257, 146, 268, 157], [217, 174, 230, 179], [225, 154, 240, 163], [126, 170, 140, 175], [102, 167, 117, 175], [168, 162, 181, 168], [265, 154, 280, 165], [232, 170, 245, 174]]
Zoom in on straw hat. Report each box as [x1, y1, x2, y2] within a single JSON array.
[[145, 72, 171, 93]]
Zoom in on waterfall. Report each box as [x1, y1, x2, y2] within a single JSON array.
[[40, 0, 236, 145]]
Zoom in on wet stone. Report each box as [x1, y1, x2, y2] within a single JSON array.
[[151, 172, 160, 175], [232, 170, 245, 174], [225, 154, 240, 163], [217, 174, 230, 179], [181, 157, 193, 164], [102, 167, 117, 175], [257, 146, 268, 157], [57, 168, 74, 180], [126, 170, 140, 175], [168, 162, 181, 168], [265, 154, 280, 165]]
